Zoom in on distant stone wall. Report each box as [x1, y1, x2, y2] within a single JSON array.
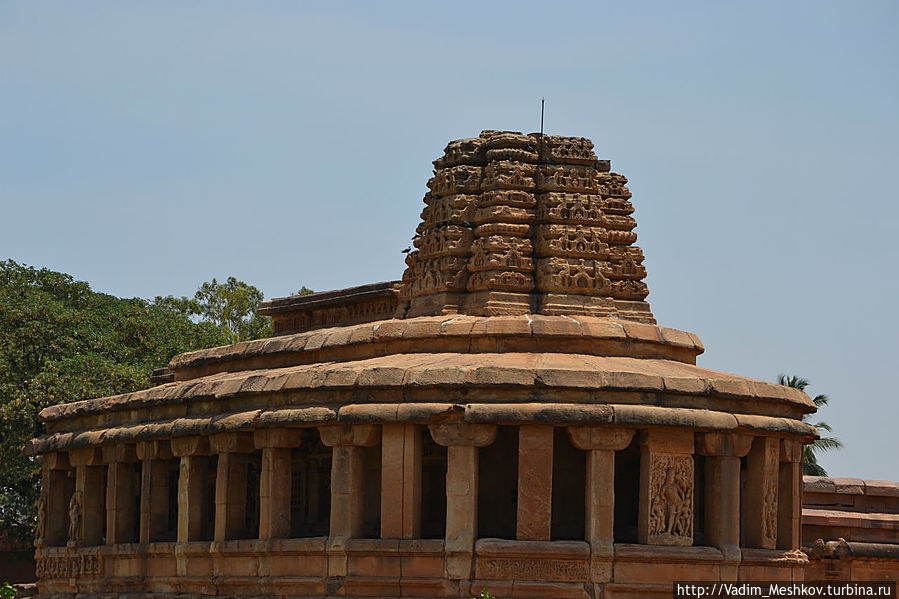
[[258, 281, 399, 335], [802, 476, 899, 581]]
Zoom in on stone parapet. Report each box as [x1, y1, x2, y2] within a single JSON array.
[[803, 476, 899, 545], [801, 476, 899, 581], [258, 281, 400, 335], [162, 314, 706, 381]]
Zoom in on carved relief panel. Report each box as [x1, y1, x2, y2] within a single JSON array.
[[536, 224, 610, 260], [537, 165, 601, 193], [536, 257, 611, 295], [428, 165, 482, 196], [538, 135, 598, 166], [433, 138, 486, 169], [646, 454, 694, 546], [36, 553, 103, 579]]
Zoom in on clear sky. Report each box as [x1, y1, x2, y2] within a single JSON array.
[[1, 1, 897, 480]]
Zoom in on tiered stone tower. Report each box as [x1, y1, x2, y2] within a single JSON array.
[[399, 131, 651, 322]]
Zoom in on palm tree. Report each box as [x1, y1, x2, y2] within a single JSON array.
[[777, 375, 843, 476]]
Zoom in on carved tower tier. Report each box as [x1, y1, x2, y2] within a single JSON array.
[[398, 130, 654, 322]]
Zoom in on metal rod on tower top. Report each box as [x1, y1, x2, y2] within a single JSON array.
[[539, 98, 545, 163], [540, 98, 545, 137]]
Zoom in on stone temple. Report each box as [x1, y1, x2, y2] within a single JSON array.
[[26, 131, 897, 597]]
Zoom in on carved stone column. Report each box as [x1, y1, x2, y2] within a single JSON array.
[[254, 428, 303, 540], [103, 444, 139, 545], [428, 422, 497, 580], [319, 424, 380, 577], [638, 429, 694, 546], [568, 426, 634, 582], [210, 432, 256, 541], [777, 438, 803, 550], [137, 440, 173, 543], [517, 424, 554, 541], [381, 423, 422, 539], [697, 433, 753, 567], [40, 452, 71, 548], [172, 436, 211, 543], [69, 447, 106, 547], [743, 436, 780, 549]]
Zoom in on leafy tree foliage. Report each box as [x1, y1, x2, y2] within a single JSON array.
[[777, 374, 843, 476], [0, 261, 233, 547], [154, 276, 276, 343]]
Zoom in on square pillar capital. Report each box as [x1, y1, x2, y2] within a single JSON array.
[[210, 432, 255, 454], [780, 438, 803, 463], [319, 424, 380, 447], [568, 426, 634, 451], [102, 443, 138, 464], [137, 439, 172, 461], [696, 433, 753, 457], [639, 428, 694, 454], [428, 423, 497, 447], [44, 451, 70, 471], [254, 428, 304, 449], [172, 436, 210, 457], [69, 446, 103, 467]]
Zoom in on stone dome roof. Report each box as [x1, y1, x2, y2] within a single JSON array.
[[28, 130, 817, 453]]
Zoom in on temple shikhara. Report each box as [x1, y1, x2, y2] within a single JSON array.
[[26, 132, 898, 597]]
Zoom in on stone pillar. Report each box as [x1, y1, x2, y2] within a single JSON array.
[[40, 452, 71, 547], [568, 426, 634, 582], [69, 447, 106, 547], [210, 433, 256, 541], [103, 444, 139, 545], [429, 422, 497, 580], [696, 433, 753, 567], [638, 429, 694, 546], [254, 428, 303, 540], [743, 436, 780, 549], [319, 424, 380, 577], [172, 436, 211, 543], [380, 423, 422, 539], [777, 438, 803, 550], [517, 424, 554, 541], [137, 440, 173, 543]]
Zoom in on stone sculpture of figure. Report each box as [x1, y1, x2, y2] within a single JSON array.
[[662, 468, 685, 535], [68, 490, 83, 546], [764, 488, 778, 540], [34, 486, 47, 548]]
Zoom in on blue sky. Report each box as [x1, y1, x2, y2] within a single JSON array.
[[1, 1, 897, 479]]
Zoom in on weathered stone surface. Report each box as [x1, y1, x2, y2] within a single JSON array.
[[28, 130, 861, 599]]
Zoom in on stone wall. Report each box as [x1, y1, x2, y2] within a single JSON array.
[[803, 476, 899, 581]]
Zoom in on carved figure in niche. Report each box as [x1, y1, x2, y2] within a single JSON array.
[[68, 490, 83, 546], [34, 486, 47, 548], [661, 469, 685, 534], [764, 487, 778, 542], [504, 239, 525, 269], [648, 455, 693, 542]]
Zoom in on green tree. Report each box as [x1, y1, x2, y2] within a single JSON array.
[[154, 276, 275, 343], [777, 374, 843, 476], [0, 260, 232, 547]]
